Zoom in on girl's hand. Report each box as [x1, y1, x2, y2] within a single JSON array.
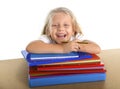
[[62, 39, 81, 53]]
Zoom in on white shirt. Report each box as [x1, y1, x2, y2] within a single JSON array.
[[39, 33, 87, 43]]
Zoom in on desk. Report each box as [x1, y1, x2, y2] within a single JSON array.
[[0, 49, 120, 89]]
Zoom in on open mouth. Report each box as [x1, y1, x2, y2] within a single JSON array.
[[56, 33, 67, 38]]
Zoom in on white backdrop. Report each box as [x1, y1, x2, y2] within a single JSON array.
[[0, 0, 120, 60]]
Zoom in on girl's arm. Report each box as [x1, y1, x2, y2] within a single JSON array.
[[78, 40, 101, 54], [26, 40, 101, 54], [61, 39, 101, 54], [26, 40, 64, 53]]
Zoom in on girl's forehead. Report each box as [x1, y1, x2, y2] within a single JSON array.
[[52, 12, 71, 20], [53, 12, 69, 17]]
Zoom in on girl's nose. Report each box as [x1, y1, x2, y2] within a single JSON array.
[[58, 25, 64, 31]]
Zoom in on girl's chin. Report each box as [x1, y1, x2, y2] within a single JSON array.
[[55, 41, 63, 44], [56, 40, 69, 44]]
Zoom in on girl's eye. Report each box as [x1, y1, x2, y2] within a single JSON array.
[[52, 24, 69, 28], [64, 24, 69, 27], [52, 24, 58, 27]]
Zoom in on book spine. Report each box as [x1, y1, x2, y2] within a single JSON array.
[[29, 73, 106, 87]]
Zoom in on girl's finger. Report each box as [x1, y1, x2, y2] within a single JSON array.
[[74, 45, 79, 51]]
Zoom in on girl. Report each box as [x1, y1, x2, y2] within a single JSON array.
[[26, 7, 101, 54]]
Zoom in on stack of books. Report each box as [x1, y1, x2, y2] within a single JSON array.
[[21, 50, 106, 87]]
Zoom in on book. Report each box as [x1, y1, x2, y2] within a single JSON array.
[[29, 62, 102, 72], [21, 50, 92, 61], [41, 54, 100, 66], [21, 50, 92, 66], [36, 63, 104, 71], [30, 69, 106, 78], [30, 69, 106, 76], [28, 73, 106, 87]]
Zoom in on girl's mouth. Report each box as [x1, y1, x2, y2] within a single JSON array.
[[56, 34, 67, 38]]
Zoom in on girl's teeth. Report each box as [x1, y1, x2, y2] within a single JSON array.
[[57, 34, 66, 37]]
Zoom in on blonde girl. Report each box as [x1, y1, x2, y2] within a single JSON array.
[[26, 7, 101, 54]]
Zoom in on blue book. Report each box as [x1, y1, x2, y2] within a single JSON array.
[[21, 50, 92, 61], [21, 50, 92, 66], [29, 73, 106, 87]]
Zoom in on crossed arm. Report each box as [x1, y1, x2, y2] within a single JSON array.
[[26, 39, 101, 54]]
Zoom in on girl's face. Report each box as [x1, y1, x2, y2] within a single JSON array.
[[49, 12, 74, 44]]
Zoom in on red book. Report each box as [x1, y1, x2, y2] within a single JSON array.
[[30, 62, 101, 71], [29, 63, 106, 75], [37, 63, 104, 71], [30, 69, 106, 77]]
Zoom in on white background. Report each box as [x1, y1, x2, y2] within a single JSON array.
[[0, 0, 120, 60]]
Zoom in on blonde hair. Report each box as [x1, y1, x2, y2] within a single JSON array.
[[42, 7, 83, 36]]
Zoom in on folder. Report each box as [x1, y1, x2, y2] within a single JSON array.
[[30, 69, 106, 76], [21, 50, 92, 66], [41, 54, 100, 66], [29, 73, 106, 87], [21, 50, 92, 61], [35, 62, 104, 71]]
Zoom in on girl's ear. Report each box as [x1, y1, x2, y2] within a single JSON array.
[[72, 30, 76, 36], [46, 29, 51, 36], [46, 33, 50, 36]]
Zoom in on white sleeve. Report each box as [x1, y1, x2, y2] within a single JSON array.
[[39, 35, 52, 43], [78, 35, 88, 41], [75, 33, 87, 41]]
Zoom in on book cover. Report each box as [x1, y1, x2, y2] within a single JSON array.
[[41, 54, 100, 66], [34, 62, 104, 71], [28, 73, 106, 87], [30, 69, 106, 76], [21, 50, 92, 61], [21, 50, 93, 66], [29, 62, 101, 71]]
